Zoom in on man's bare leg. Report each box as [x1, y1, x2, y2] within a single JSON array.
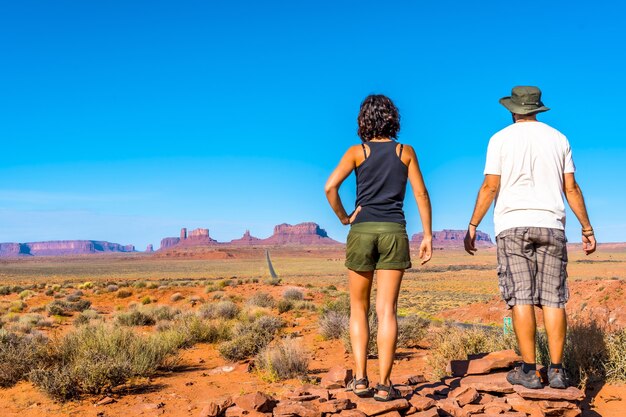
[[348, 269, 374, 388], [542, 306, 567, 364], [512, 304, 537, 364]]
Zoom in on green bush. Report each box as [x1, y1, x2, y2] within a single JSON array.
[[278, 299, 294, 314], [218, 315, 283, 361], [397, 315, 430, 348], [198, 301, 239, 320], [283, 288, 304, 301], [0, 330, 49, 388], [116, 310, 156, 326], [117, 289, 132, 298]]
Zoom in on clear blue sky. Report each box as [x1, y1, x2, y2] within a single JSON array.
[[1, 1, 625, 249]]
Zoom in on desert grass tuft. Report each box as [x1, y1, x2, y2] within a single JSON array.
[[256, 338, 309, 380], [247, 292, 275, 308], [283, 288, 304, 301]]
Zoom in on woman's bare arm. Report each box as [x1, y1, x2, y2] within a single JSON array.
[[325, 146, 361, 225], [404, 145, 432, 264]]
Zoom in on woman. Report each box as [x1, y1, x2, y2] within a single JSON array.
[[325, 94, 432, 401]]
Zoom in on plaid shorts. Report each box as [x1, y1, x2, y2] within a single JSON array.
[[496, 227, 569, 309]]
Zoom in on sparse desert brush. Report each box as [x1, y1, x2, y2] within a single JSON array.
[[264, 277, 282, 286], [294, 301, 316, 311], [326, 284, 337, 291], [252, 278, 259, 283], [320, 293, 350, 316], [46, 301, 68, 317], [78, 282, 93, 290], [141, 296, 152, 305], [146, 282, 159, 289], [247, 292, 275, 308], [605, 328, 626, 383], [0, 286, 11, 296], [397, 315, 430, 348], [204, 284, 217, 293], [167, 314, 232, 348], [278, 299, 294, 314], [51, 284, 61, 292], [217, 279, 233, 289], [7, 314, 53, 333], [319, 311, 349, 340], [428, 325, 517, 378], [219, 315, 283, 361], [116, 310, 156, 326], [19, 290, 34, 299], [117, 288, 132, 298], [106, 284, 119, 293], [256, 338, 309, 380], [283, 288, 304, 301], [189, 295, 204, 305], [65, 293, 81, 302], [44, 288, 54, 296], [133, 280, 147, 288], [9, 300, 27, 313], [170, 293, 185, 302], [198, 301, 239, 320], [144, 305, 180, 321], [29, 323, 180, 400], [0, 330, 49, 388], [341, 312, 378, 356], [74, 309, 100, 326]]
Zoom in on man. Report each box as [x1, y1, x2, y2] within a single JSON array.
[[464, 86, 596, 389]]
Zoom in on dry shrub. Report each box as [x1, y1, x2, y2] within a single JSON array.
[[0, 330, 48, 387], [106, 285, 119, 293], [278, 299, 294, 314], [605, 328, 626, 383], [247, 292, 275, 308], [319, 311, 349, 340], [198, 301, 239, 320], [145, 305, 180, 321], [341, 312, 378, 356], [170, 293, 185, 302], [29, 323, 180, 400], [116, 310, 156, 326], [428, 325, 517, 378], [116, 289, 132, 298], [256, 338, 309, 380], [397, 315, 430, 348], [219, 315, 283, 361], [74, 309, 100, 326], [283, 288, 304, 301], [171, 314, 232, 348]]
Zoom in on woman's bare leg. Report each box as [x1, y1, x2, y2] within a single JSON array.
[[349, 269, 374, 387], [375, 269, 404, 393]]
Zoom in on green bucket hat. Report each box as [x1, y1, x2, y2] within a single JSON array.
[[499, 86, 550, 115]]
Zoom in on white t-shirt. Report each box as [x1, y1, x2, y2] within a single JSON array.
[[484, 121, 576, 236]]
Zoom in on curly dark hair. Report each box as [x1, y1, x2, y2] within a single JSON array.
[[357, 94, 400, 142]]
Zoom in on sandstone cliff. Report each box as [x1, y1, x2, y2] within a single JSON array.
[[260, 222, 339, 245], [411, 229, 493, 247], [159, 228, 218, 250], [0, 240, 135, 257], [229, 230, 262, 246]]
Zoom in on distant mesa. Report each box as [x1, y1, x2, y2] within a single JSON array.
[[159, 227, 218, 250], [0, 240, 135, 257], [159, 222, 340, 250], [412, 229, 493, 247], [146, 244, 154, 253]]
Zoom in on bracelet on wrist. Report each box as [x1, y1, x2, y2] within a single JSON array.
[[582, 230, 595, 237], [582, 227, 593, 232], [469, 222, 479, 228]]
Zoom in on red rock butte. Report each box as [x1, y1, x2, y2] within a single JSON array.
[[412, 229, 493, 248], [158, 222, 340, 250], [0, 240, 135, 257]]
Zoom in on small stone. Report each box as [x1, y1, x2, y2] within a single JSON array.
[[450, 386, 480, 406], [409, 395, 436, 411], [504, 393, 544, 417], [235, 392, 276, 413], [318, 399, 351, 413], [224, 406, 246, 417], [437, 398, 469, 417], [321, 366, 353, 389], [376, 411, 401, 417], [404, 375, 427, 385], [513, 385, 584, 402], [462, 403, 485, 414], [395, 384, 414, 398], [339, 410, 368, 417], [405, 406, 418, 415], [274, 401, 321, 417], [96, 396, 116, 406], [198, 403, 220, 417], [410, 409, 438, 417], [460, 372, 515, 394], [483, 401, 512, 414]]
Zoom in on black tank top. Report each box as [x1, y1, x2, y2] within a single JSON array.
[[352, 141, 408, 225]]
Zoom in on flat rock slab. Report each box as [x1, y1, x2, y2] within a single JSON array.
[[273, 401, 321, 417], [410, 408, 438, 417], [513, 385, 584, 401], [448, 350, 521, 377], [355, 398, 409, 416], [449, 386, 479, 406], [460, 372, 515, 394], [321, 366, 353, 389], [235, 392, 276, 413], [408, 395, 436, 411]]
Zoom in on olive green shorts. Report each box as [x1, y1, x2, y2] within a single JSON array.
[[345, 222, 412, 271]]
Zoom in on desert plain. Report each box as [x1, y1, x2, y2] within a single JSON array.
[[0, 242, 624, 417]]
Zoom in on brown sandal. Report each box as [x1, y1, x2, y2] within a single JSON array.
[[347, 377, 373, 397], [373, 382, 401, 402]]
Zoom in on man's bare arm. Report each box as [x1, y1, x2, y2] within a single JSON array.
[[563, 173, 596, 255], [464, 175, 500, 255]]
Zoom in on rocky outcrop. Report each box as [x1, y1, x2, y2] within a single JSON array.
[[159, 228, 218, 250], [0, 240, 135, 257], [261, 222, 340, 245], [146, 244, 154, 253], [412, 229, 493, 247], [229, 230, 262, 246]]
